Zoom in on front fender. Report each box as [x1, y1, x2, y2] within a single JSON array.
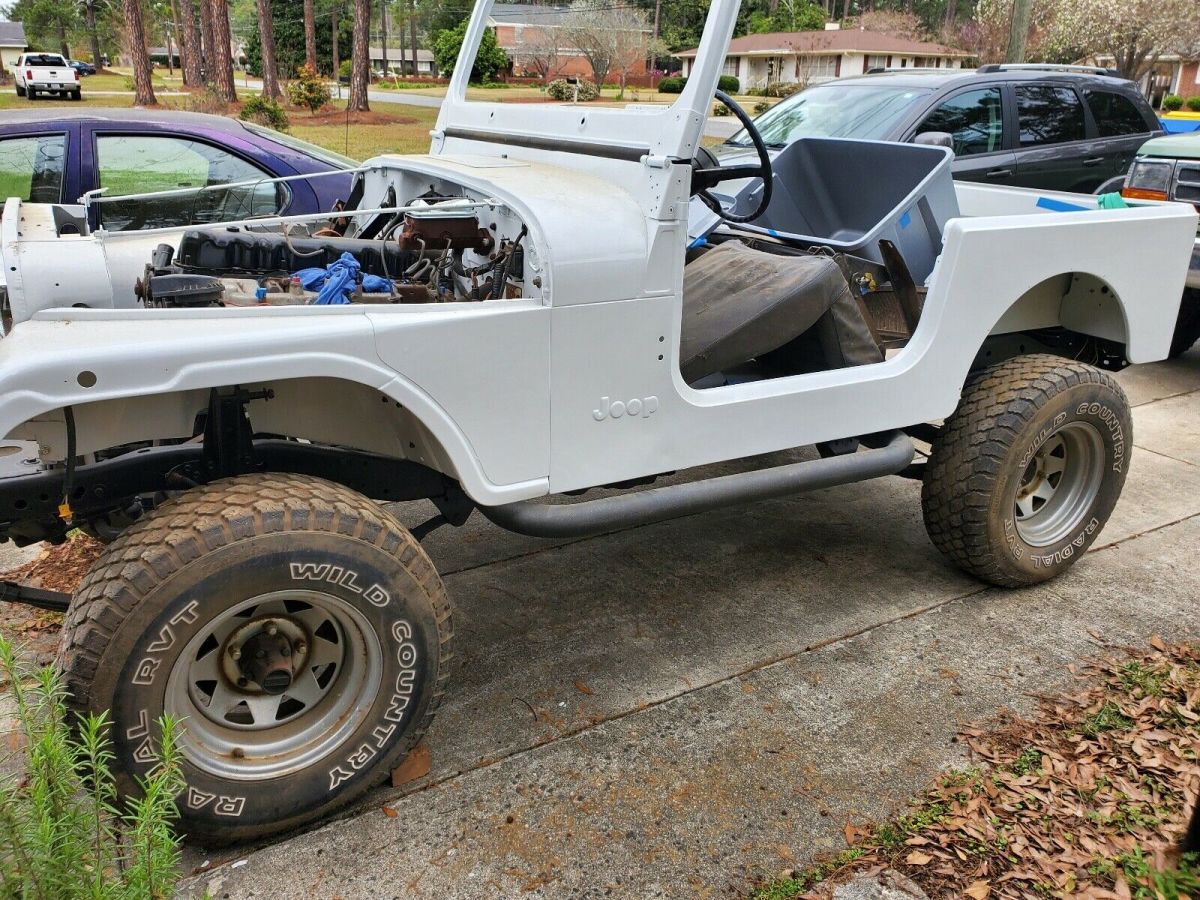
[[0, 305, 550, 505]]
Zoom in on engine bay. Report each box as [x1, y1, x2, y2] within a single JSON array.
[[132, 180, 536, 309]]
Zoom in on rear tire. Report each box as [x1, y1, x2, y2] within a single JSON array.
[[921, 354, 1131, 587], [58, 473, 452, 843], [25, 88, 35, 100], [71, 89, 82, 101], [15, 83, 24, 97], [1169, 288, 1200, 359]]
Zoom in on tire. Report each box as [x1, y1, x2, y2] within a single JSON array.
[[1169, 288, 1200, 359], [15, 83, 24, 97], [25, 88, 35, 100], [71, 89, 82, 101], [58, 473, 452, 843], [921, 354, 1131, 587]]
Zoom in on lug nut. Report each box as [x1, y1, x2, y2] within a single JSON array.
[[294, 640, 306, 654], [281, 645, 291, 658], [266, 623, 278, 636], [229, 647, 241, 661]]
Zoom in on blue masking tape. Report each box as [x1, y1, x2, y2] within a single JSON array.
[[1036, 197, 1088, 212]]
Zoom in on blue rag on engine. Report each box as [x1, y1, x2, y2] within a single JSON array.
[[294, 253, 393, 305]]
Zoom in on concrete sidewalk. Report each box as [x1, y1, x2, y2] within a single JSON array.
[[176, 348, 1199, 898]]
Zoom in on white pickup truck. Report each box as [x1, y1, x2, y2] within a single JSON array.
[[0, 0, 1195, 843], [11, 52, 81, 101]]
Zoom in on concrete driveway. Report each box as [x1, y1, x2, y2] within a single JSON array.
[[182, 347, 1200, 898]]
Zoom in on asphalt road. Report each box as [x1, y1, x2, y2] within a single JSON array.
[[184, 345, 1200, 898]]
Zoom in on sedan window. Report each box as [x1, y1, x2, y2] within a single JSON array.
[[0, 134, 67, 203], [1015, 85, 1087, 147], [95, 134, 283, 231], [915, 87, 1004, 156], [1084, 90, 1151, 137]]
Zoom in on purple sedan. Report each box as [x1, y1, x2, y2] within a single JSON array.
[[0, 108, 356, 230]]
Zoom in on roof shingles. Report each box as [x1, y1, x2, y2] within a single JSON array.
[[0, 20, 27, 48], [676, 29, 970, 58]]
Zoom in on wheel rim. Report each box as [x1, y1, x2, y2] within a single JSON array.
[[164, 590, 383, 781], [1013, 422, 1105, 548]]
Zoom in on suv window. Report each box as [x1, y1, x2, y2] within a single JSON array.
[[1084, 90, 1149, 137], [0, 134, 67, 203], [915, 87, 1004, 156], [95, 134, 281, 231], [1015, 85, 1087, 146]]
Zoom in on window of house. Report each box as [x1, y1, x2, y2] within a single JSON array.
[[1084, 90, 1151, 137], [0, 133, 67, 203], [95, 134, 283, 231], [865, 54, 887, 71], [1015, 85, 1087, 146], [915, 87, 1004, 155], [722, 56, 739, 77], [798, 55, 836, 79]]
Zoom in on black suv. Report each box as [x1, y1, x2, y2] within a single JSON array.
[[725, 64, 1162, 194]]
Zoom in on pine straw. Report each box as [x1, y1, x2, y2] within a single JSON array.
[[758, 640, 1200, 900]]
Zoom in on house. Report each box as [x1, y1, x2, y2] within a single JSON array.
[[675, 26, 971, 90], [369, 46, 436, 77], [487, 3, 649, 80], [0, 21, 27, 70], [1086, 52, 1200, 107]]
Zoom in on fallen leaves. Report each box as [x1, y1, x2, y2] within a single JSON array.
[[390, 743, 431, 787], [787, 641, 1200, 900]]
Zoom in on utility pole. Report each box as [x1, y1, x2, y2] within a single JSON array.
[[1005, 0, 1033, 63]]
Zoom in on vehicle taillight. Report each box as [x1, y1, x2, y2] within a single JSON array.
[[73, 69, 79, 81], [25, 70, 31, 81]]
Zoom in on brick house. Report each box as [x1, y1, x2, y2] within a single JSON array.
[[675, 26, 971, 90], [487, 3, 650, 80]]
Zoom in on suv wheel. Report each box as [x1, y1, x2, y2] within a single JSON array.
[[58, 473, 452, 843], [922, 354, 1131, 587], [1169, 288, 1200, 359]]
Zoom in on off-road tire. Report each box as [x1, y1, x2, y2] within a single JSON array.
[[922, 354, 1131, 587], [57, 473, 452, 843], [1170, 288, 1200, 359]]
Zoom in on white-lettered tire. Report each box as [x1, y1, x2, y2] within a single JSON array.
[[922, 354, 1131, 587], [57, 473, 452, 843]]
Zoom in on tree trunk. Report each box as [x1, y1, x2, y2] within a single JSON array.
[[256, 0, 282, 98], [332, 4, 340, 80], [210, 0, 237, 101], [1005, 0, 1033, 63], [165, 30, 174, 76], [57, 18, 69, 59], [943, 0, 958, 31], [381, 0, 389, 76], [84, 0, 103, 67], [124, 0, 158, 106], [170, 0, 183, 78], [199, 0, 216, 82], [349, 0, 371, 111], [304, 0, 318, 71], [841, 0, 850, 20], [409, 5, 417, 78], [397, 7, 406, 75], [178, 0, 203, 86]]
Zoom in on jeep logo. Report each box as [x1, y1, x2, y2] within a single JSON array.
[[592, 395, 659, 421]]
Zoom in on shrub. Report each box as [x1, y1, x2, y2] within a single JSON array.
[[338, 59, 352, 81], [287, 64, 331, 114], [754, 100, 770, 114], [763, 81, 803, 98], [1186, 96, 1200, 113], [1162, 94, 1184, 112], [240, 93, 290, 131], [546, 78, 598, 101], [712, 103, 731, 116], [658, 75, 687, 94], [717, 74, 740, 94], [0, 635, 185, 898]]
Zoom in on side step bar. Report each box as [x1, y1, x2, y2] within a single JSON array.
[[0, 580, 71, 612], [479, 431, 915, 539]]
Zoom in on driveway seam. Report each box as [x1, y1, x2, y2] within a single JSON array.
[[1131, 443, 1197, 468], [1132, 386, 1200, 408]]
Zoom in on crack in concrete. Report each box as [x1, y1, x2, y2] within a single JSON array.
[[1131, 385, 1200, 408], [1132, 443, 1197, 468]]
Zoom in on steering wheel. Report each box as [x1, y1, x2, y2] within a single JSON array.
[[691, 90, 774, 224]]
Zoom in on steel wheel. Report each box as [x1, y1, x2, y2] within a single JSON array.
[[1012, 422, 1105, 548], [164, 589, 383, 781]]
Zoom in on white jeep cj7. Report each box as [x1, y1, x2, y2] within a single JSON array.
[[0, 0, 1195, 842]]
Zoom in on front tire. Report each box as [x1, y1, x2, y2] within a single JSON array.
[[58, 473, 452, 843], [922, 354, 1131, 587], [1170, 288, 1200, 359]]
